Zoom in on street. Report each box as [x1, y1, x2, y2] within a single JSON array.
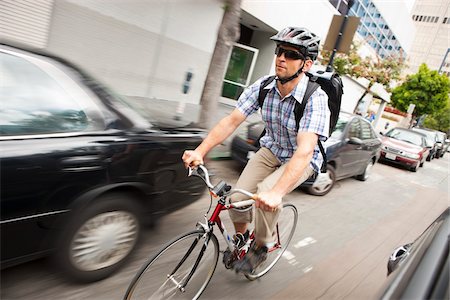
[[1, 155, 449, 300]]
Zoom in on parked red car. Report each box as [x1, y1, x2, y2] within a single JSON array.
[[379, 128, 430, 172]]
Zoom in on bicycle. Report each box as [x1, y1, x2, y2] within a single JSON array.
[[124, 165, 298, 299]]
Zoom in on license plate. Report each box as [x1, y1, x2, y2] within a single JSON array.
[[385, 153, 397, 160], [247, 151, 256, 160]]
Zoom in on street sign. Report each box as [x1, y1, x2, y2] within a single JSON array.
[[323, 15, 360, 54]]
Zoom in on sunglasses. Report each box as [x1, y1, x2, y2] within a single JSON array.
[[275, 46, 305, 60]]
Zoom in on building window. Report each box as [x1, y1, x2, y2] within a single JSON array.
[[443, 17, 448, 24]]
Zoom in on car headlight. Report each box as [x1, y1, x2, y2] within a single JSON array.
[[403, 152, 420, 159]]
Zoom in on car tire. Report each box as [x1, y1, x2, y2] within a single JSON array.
[[410, 163, 420, 172], [307, 165, 336, 196], [356, 160, 374, 181], [420, 160, 424, 167], [56, 192, 142, 282]]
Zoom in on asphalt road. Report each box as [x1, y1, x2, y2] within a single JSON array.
[[2, 155, 449, 300]]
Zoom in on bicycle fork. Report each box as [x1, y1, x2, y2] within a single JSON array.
[[166, 231, 212, 293]]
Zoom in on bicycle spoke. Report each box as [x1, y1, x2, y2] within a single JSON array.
[[245, 204, 298, 280], [124, 230, 219, 300]]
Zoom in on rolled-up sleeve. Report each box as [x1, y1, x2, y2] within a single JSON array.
[[298, 88, 330, 141]]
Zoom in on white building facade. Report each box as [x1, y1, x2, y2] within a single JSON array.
[[0, 0, 415, 111], [408, 0, 450, 76]]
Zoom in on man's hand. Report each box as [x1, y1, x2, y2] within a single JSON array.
[[182, 150, 204, 169], [255, 190, 283, 212]]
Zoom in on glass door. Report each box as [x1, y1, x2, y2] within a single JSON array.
[[222, 43, 259, 100]]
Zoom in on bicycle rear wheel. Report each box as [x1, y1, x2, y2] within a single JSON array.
[[245, 203, 298, 280], [124, 229, 219, 300]]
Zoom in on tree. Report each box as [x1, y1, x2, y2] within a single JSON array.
[[197, 0, 241, 129], [390, 64, 450, 117], [320, 42, 406, 113], [423, 107, 450, 132]]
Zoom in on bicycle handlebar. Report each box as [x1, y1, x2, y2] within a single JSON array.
[[188, 165, 257, 200]]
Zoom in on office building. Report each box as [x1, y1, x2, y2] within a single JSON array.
[[408, 0, 450, 76]]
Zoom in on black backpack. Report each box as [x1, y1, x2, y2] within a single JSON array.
[[257, 70, 343, 173]]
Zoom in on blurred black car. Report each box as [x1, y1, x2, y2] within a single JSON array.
[[434, 131, 448, 158], [231, 112, 381, 196], [412, 127, 438, 160], [0, 43, 206, 281], [379, 208, 449, 299]]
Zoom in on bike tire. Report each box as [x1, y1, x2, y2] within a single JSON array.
[[124, 229, 219, 300], [245, 203, 298, 280]]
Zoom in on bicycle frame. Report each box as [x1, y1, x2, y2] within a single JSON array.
[[171, 165, 282, 291]]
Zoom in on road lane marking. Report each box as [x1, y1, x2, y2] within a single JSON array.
[[294, 237, 317, 248]]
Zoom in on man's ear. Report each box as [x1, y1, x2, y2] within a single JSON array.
[[302, 59, 314, 72]]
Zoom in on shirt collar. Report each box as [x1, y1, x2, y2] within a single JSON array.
[[265, 74, 309, 103]]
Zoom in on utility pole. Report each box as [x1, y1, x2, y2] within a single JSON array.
[[327, 0, 355, 72], [438, 48, 450, 74]]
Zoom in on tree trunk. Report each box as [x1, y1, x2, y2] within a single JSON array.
[[197, 0, 241, 129]]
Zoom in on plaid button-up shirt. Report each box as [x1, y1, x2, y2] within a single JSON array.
[[236, 74, 330, 172]]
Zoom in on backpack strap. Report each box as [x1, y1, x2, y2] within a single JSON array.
[[294, 78, 327, 173], [256, 76, 276, 143], [258, 76, 276, 109]]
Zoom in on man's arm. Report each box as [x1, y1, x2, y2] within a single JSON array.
[[255, 131, 317, 211], [182, 108, 246, 168]]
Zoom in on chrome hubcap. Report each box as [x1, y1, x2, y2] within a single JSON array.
[[364, 162, 373, 180], [312, 171, 333, 193], [70, 211, 138, 271]]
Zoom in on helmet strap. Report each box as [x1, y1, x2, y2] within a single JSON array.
[[277, 61, 305, 85]]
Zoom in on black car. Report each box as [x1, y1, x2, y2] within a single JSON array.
[[379, 208, 449, 299], [412, 127, 438, 160], [231, 112, 381, 196], [0, 43, 206, 281]]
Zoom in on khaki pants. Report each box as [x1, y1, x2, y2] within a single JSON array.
[[229, 147, 315, 245]]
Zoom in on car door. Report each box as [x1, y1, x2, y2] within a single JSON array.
[[338, 118, 365, 177], [359, 119, 380, 168], [0, 48, 113, 265]]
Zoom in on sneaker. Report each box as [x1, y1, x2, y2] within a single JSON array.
[[233, 244, 268, 275], [234, 230, 250, 249], [222, 230, 250, 269]]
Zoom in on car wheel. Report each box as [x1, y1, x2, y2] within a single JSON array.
[[420, 160, 424, 167], [410, 163, 420, 172], [56, 192, 141, 282], [356, 160, 374, 181], [307, 165, 336, 196]]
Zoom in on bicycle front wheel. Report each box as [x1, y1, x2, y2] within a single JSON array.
[[124, 229, 219, 300], [246, 203, 298, 280]]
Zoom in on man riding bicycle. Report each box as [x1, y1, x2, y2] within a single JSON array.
[[183, 27, 330, 275]]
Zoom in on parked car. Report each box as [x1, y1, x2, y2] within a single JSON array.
[[379, 208, 449, 299], [0, 43, 206, 281], [411, 127, 438, 160], [231, 112, 381, 196], [434, 131, 448, 158], [379, 128, 430, 172]]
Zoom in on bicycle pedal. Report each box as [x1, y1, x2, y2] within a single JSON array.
[[222, 249, 237, 269]]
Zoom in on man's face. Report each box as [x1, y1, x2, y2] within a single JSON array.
[[274, 45, 312, 79]]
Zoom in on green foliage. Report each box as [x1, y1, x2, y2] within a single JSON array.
[[390, 64, 450, 117], [423, 106, 450, 133]]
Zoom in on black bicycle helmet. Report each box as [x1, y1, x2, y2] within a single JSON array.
[[271, 27, 320, 61]]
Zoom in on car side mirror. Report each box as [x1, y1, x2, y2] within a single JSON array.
[[347, 137, 363, 145], [379, 132, 384, 136]]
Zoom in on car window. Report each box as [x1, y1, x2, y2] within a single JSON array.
[[360, 120, 374, 140], [330, 118, 348, 139], [386, 129, 424, 146], [0, 52, 94, 136], [348, 119, 362, 139]]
